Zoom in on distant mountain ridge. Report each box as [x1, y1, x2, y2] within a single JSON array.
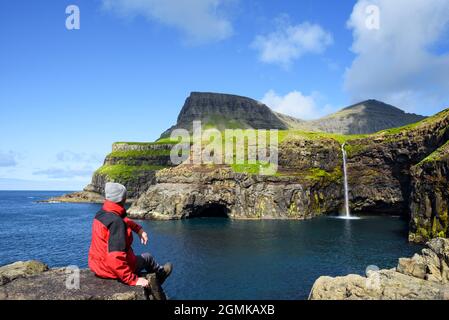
[[161, 92, 426, 137], [305, 99, 426, 135]]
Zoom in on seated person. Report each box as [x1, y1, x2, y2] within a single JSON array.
[[88, 182, 172, 287]]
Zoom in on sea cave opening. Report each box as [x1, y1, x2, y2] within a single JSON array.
[[189, 203, 229, 219]]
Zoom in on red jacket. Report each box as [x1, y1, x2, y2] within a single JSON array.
[[88, 200, 142, 286]]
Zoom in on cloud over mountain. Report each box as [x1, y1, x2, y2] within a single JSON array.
[[345, 0, 449, 112], [252, 19, 333, 68], [261, 90, 331, 120]]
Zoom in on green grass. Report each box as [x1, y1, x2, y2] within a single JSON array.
[[114, 139, 179, 146], [377, 122, 421, 135], [108, 149, 171, 158], [95, 164, 167, 181], [304, 167, 342, 182], [379, 108, 449, 136], [156, 128, 369, 148], [278, 130, 368, 144], [231, 161, 278, 175], [204, 114, 248, 130], [344, 143, 367, 157], [154, 137, 183, 144], [418, 140, 449, 165]]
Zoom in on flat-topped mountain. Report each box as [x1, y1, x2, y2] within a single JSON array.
[[161, 93, 426, 136], [161, 92, 290, 137]]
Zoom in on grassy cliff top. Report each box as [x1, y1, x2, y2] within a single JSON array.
[[108, 149, 171, 158], [419, 140, 449, 164], [278, 130, 368, 144], [95, 164, 167, 181], [113, 138, 179, 146], [378, 108, 449, 136]]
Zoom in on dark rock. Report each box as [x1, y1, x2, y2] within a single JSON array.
[[409, 142, 449, 243]]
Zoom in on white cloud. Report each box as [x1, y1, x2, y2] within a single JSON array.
[[252, 20, 333, 68], [33, 167, 94, 179], [261, 90, 331, 120], [56, 151, 102, 164], [345, 0, 449, 113], [0, 151, 17, 167], [102, 0, 233, 44]]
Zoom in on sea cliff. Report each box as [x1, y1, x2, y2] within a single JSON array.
[[48, 92, 449, 243]]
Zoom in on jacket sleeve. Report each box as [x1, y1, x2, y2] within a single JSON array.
[[105, 219, 138, 286], [124, 217, 142, 234]]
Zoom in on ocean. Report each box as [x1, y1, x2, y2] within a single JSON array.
[[0, 190, 422, 299]]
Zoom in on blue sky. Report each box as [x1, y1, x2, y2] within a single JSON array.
[[1, 0, 449, 190]]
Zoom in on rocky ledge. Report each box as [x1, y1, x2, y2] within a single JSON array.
[[0, 261, 166, 300], [42, 191, 105, 204], [309, 238, 449, 300]]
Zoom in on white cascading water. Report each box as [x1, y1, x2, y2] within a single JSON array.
[[341, 143, 350, 217]]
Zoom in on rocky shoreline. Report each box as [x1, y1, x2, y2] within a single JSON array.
[[0, 261, 166, 300], [309, 238, 449, 300], [41, 191, 105, 204]]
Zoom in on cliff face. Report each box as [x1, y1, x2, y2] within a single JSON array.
[[128, 164, 342, 221], [345, 109, 449, 215], [409, 142, 449, 242], [127, 136, 345, 220]]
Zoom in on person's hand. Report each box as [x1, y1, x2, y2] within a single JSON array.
[[136, 277, 149, 287], [138, 229, 148, 245]]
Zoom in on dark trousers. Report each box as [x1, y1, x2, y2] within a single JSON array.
[[135, 253, 163, 275]]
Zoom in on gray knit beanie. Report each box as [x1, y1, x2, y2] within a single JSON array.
[[104, 182, 127, 203]]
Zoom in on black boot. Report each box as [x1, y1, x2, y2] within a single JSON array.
[[157, 262, 173, 285], [146, 274, 166, 300]]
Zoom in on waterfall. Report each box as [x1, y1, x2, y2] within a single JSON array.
[[341, 143, 350, 217]]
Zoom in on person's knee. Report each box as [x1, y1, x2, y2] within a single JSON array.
[[141, 252, 154, 263]]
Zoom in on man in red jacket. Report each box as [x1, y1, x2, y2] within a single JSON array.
[[88, 182, 172, 287]]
